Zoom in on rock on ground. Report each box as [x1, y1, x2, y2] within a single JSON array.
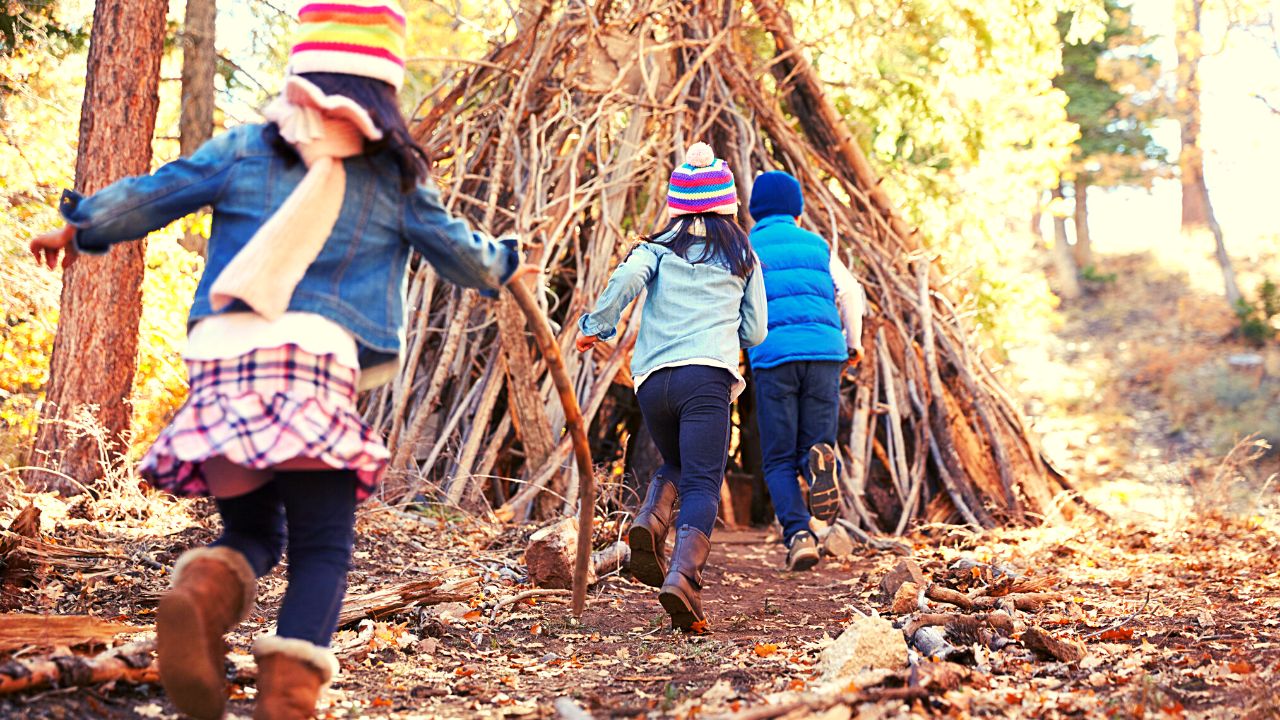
[[817, 614, 909, 685]]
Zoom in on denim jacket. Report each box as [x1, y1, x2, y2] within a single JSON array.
[[578, 239, 768, 384], [59, 123, 517, 372]]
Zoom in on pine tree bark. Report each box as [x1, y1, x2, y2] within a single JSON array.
[[1050, 183, 1082, 300], [178, 0, 216, 256], [25, 0, 168, 493], [1174, 0, 1243, 309], [1071, 176, 1093, 271]]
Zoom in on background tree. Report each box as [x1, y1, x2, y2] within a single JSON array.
[[1054, 0, 1169, 272], [177, 0, 216, 255], [0, 1, 82, 60], [1175, 0, 1242, 310], [783, 0, 1101, 348], [24, 0, 168, 493]]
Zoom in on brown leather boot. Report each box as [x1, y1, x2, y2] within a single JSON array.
[[252, 637, 339, 720], [627, 472, 678, 587], [157, 546, 257, 720], [658, 525, 711, 632]]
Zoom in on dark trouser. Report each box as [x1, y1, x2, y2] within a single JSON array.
[[753, 360, 842, 543], [211, 470, 357, 647], [635, 365, 734, 538]]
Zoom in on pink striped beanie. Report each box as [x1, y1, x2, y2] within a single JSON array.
[[667, 142, 739, 218], [288, 2, 408, 91]]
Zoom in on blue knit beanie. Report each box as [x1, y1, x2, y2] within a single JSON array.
[[749, 170, 804, 221]]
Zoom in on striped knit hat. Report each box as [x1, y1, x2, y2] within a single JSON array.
[[288, 2, 408, 91], [667, 142, 739, 217]]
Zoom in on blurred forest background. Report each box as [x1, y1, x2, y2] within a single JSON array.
[[4, 0, 1278, 521]]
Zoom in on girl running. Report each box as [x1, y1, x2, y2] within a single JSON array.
[[576, 142, 766, 632], [29, 3, 528, 717]]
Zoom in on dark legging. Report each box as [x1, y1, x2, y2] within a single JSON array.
[[210, 470, 357, 646], [636, 365, 734, 537]]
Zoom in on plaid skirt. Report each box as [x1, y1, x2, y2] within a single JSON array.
[[141, 345, 388, 502]]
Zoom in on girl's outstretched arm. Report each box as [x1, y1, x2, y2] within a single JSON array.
[[59, 127, 241, 255], [738, 256, 769, 348], [577, 245, 660, 342], [402, 181, 519, 295]]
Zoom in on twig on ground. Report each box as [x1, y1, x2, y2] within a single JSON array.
[[1082, 591, 1151, 639], [490, 589, 573, 621]]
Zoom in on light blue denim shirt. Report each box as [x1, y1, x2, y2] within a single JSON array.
[[578, 239, 767, 391], [59, 123, 517, 371]]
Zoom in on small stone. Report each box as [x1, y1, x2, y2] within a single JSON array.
[[879, 559, 926, 597], [890, 581, 919, 614], [818, 615, 909, 684]]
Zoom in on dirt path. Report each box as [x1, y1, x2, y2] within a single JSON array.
[[3, 496, 1279, 719], [349, 530, 884, 719]]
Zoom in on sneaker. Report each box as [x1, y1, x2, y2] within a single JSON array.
[[807, 443, 842, 525], [786, 531, 820, 572]]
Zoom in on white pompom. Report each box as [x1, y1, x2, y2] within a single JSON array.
[[684, 142, 716, 168]]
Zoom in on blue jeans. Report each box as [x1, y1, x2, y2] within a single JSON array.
[[211, 470, 357, 647], [753, 361, 842, 543], [635, 365, 734, 537]]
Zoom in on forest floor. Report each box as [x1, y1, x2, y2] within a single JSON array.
[[2, 248, 1279, 719]]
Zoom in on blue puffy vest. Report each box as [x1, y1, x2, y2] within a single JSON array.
[[746, 215, 848, 370]]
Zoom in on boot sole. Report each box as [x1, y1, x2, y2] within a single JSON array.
[[808, 444, 841, 525], [627, 526, 666, 588], [157, 591, 227, 720], [658, 587, 707, 633], [787, 549, 820, 572]]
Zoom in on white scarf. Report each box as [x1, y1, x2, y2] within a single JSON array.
[[209, 76, 382, 320]]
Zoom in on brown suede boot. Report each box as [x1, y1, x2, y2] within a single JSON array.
[[157, 546, 257, 720], [252, 637, 339, 720], [658, 525, 712, 632], [627, 472, 678, 587]]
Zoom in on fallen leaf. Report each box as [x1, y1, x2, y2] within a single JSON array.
[[754, 643, 779, 657]]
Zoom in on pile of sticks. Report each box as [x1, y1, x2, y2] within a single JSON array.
[[362, 0, 1084, 532]]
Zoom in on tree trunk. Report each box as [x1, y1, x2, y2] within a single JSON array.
[[1049, 183, 1082, 300], [1174, 0, 1243, 309], [1174, 0, 1210, 230], [178, 0, 216, 256], [1071, 176, 1093, 271], [24, 0, 167, 494]]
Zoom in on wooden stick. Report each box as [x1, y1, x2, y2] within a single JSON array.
[[337, 577, 478, 627], [0, 640, 157, 696], [506, 279, 596, 617], [0, 614, 141, 653]]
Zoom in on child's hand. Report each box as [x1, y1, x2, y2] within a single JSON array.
[[507, 263, 541, 286], [576, 334, 599, 353], [30, 225, 78, 270], [844, 349, 863, 379]]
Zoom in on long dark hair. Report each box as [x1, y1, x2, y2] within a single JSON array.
[[646, 213, 754, 279], [264, 72, 429, 192]]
